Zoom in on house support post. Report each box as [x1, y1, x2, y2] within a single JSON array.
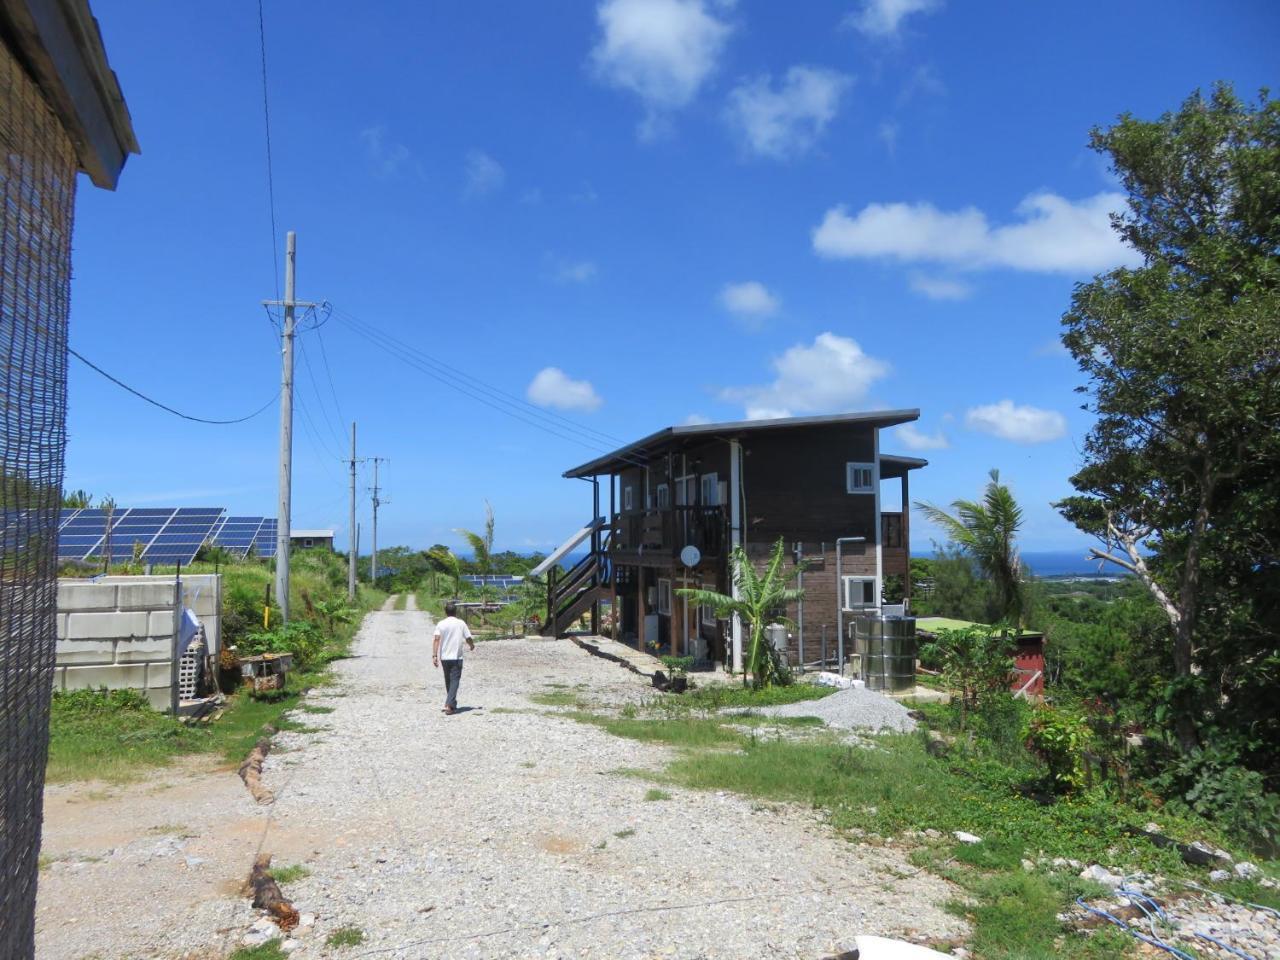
[[590, 477, 600, 635], [637, 565, 647, 655], [729, 438, 743, 674]]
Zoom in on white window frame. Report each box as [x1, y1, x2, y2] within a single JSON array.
[[655, 483, 671, 509], [673, 473, 696, 507], [700, 583, 717, 626], [657, 579, 673, 615], [846, 461, 875, 494], [842, 575, 879, 611], [623, 485, 635, 511], [700, 472, 720, 506]]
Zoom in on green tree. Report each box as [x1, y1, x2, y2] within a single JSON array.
[[426, 546, 463, 598], [677, 538, 803, 689], [456, 500, 495, 577], [1055, 84, 1280, 756], [61, 488, 93, 508], [916, 469, 1026, 626], [919, 626, 1016, 731]]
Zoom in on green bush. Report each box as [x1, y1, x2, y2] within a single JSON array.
[[1149, 745, 1280, 857], [919, 626, 1016, 730], [242, 620, 326, 669], [1025, 707, 1091, 793]]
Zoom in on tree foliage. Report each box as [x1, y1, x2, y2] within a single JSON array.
[[917, 469, 1026, 626], [1055, 84, 1280, 758], [677, 538, 803, 688], [456, 500, 495, 577]]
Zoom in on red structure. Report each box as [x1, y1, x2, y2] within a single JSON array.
[[1012, 632, 1046, 698]]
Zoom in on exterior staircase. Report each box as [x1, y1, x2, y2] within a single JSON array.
[[531, 518, 610, 638]]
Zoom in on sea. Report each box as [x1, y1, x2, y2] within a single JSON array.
[[914, 549, 1123, 580]]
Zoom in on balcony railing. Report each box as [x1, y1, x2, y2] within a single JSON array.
[[612, 506, 726, 560]]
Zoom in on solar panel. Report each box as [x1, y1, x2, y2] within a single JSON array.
[[214, 516, 266, 559], [104, 508, 177, 560], [255, 518, 279, 558], [145, 508, 222, 564]]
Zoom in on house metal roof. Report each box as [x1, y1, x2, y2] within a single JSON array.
[[880, 454, 929, 479], [563, 409, 921, 478], [290, 529, 335, 539]]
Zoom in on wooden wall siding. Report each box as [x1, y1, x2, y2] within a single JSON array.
[[742, 540, 875, 665], [741, 425, 878, 541]]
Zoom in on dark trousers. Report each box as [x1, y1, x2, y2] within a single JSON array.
[[441, 658, 463, 710]]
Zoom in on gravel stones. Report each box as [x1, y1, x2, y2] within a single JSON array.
[[755, 686, 918, 733]]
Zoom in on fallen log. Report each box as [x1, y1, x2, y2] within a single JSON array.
[[238, 732, 275, 804], [249, 854, 299, 931]]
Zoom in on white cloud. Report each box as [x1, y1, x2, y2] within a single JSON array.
[[526, 367, 603, 412], [683, 413, 712, 425], [719, 280, 779, 319], [908, 273, 971, 301], [813, 191, 1139, 275], [1035, 338, 1071, 358], [590, 0, 732, 139], [720, 332, 890, 420], [895, 423, 949, 450], [726, 66, 852, 159], [965, 400, 1066, 444], [553, 258, 598, 284], [463, 150, 505, 197], [877, 120, 899, 156], [360, 126, 412, 178], [844, 0, 942, 38]]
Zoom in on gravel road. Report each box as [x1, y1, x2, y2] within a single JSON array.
[[250, 609, 965, 959]]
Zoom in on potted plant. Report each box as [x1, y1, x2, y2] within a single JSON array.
[[659, 655, 694, 693]]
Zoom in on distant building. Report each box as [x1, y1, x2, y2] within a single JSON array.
[[290, 529, 335, 551]]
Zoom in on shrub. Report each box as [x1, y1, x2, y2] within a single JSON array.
[[919, 626, 1015, 730], [1025, 707, 1091, 793], [1149, 745, 1280, 857], [241, 620, 326, 669]]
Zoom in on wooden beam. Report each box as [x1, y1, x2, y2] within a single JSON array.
[[637, 565, 647, 654], [902, 473, 911, 600]]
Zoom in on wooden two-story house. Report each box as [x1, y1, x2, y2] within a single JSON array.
[[535, 410, 926, 674]]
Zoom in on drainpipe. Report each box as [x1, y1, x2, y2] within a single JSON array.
[[793, 541, 804, 671], [729, 438, 743, 674], [835, 536, 866, 676]]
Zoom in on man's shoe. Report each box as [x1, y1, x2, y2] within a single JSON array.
[[444, 706, 456, 715]]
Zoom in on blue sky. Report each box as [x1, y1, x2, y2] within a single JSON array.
[[67, 0, 1277, 555]]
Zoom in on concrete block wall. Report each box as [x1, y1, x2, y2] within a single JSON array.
[[54, 574, 222, 710]]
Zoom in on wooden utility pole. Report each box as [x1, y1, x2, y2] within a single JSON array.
[[348, 421, 359, 600], [369, 457, 388, 588], [263, 231, 318, 622]]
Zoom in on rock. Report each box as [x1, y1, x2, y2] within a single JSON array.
[[299, 913, 316, 927], [1210, 869, 1231, 882], [251, 917, 280, 936], [1234, 861, 1261, 879], [1080, 864, 1124, 890], [241, 931, 270, 948], [281, 939, 301, 953], [1144, 822, 1161, 834], [1021, 859, 1036, 872], [953, 832, 981, 845]]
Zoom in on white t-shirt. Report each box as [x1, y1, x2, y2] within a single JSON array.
[[433, 616, 473, 660]]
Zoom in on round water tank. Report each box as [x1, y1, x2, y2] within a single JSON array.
[[855, 613, 917, 692]]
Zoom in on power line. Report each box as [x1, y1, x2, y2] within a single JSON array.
[[314, 323, 348, 427], [297, 336, 348, 454], [256, 0, 280, 302], [69, 346, 278, 425], [330, 307, 652, 468]]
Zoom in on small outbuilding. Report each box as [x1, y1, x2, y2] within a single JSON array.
[[914, 617, 1046, 699], [290, 529, 335, 551]]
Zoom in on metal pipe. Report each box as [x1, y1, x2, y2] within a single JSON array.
[[835, 536, 867, 676], [794, 540, 804, 672]]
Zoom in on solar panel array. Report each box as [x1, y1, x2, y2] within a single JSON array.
[[461, 574, 525, 599], [57, 508, 280, 565]]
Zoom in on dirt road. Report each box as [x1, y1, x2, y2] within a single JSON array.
[[37, 608, 965, 959]]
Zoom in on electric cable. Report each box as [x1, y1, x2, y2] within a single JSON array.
[[69, 346, 278, 425], [297, 337, 349, 455], [256, 0, 280, 302], [314, 321, 348, 427]]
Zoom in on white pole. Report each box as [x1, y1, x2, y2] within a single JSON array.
[[371, 458, 379, 589], [348, 421, 357, 601], [729, 438, 743, 674], [275, 231, 296, 622]]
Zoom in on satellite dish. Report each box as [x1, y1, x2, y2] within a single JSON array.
[[680, 545, 701, 568]]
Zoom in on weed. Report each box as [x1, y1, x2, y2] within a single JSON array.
[[644, 788, 672, 801], [326, 926, 366, 947], [299, 705, 335, 715], [614, 828, 637, 839], [271, 863, 311, 884], [529, 690, 583, 708], [229, 940, 287, 960]]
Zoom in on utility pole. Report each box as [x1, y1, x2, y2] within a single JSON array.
[[263, 231, 319, 622], [348, 421, 359, 600], [369, 457, 389, 589]]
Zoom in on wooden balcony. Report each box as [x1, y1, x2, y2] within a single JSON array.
[[610, 506, 726, 566]]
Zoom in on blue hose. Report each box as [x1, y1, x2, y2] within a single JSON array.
[[1075, 894, 1197, 960]]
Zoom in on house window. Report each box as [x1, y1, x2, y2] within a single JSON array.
[[657, 579, 672, 615], [700, 472, 719, 506], [674, 474, 695, 507], [655, 483, 670, 509], [623, 486, 635, 511], [846, 462, 875, 494], [303, 538, 313, 548], [700, 583, 717, 626], [842, 576, 878, 610]]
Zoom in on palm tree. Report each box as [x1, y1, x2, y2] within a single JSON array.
[[426, 547, 464, 598], [456, 500, 495, 577], [915, 468, 1025, 626], [677, 538, 804, 689]]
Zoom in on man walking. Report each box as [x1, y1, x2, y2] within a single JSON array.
[[432, 600, 475, 715]]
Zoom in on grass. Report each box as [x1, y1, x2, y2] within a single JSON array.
[[529, 689, 584, 708], [393, 593, 408, 611], [271, 863, 311, 884], [566, 691, 1258, 959], [682, 682, 836, 710], [326, 926, 366, 947], [229, 941, 287, 960], [614, 827, 636, 838]]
